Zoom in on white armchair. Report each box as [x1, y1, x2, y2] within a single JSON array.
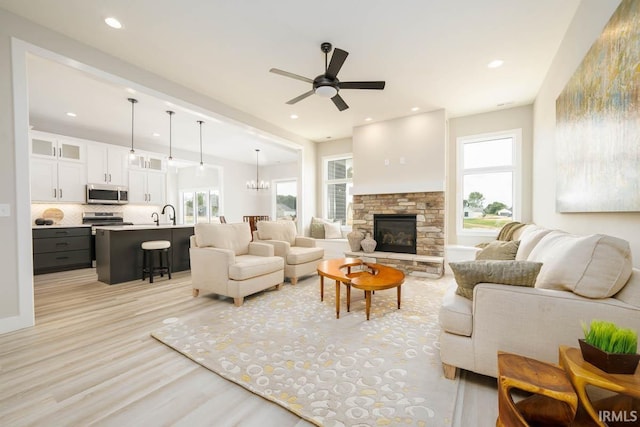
[[190, 222, 284, 306], [253, 220, 324, 285]]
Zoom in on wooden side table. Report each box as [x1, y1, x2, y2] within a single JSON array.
[[497, 351, 578, 426], [559, 345, 640, 427]]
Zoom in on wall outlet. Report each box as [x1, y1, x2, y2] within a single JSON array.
[[0, 204, 10, 217], [384, 159, 390, 166], [400, 157, 406, 165]]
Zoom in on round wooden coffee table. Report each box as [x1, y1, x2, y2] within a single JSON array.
[[317, 258, 405, 320]]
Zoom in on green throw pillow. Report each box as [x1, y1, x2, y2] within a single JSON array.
[[310, 222, 325, 239], [449, 260, 542, 300], [476, 240, 520, 260]]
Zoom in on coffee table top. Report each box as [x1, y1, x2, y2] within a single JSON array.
[[317, 257, 405, 290]]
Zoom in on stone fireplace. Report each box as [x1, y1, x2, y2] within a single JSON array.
[[352, 192, 444, 275]]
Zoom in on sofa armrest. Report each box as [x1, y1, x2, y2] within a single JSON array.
[[248, 242, 275, 257], [470, 283, 640, 374], [295, 236, 316, 248]]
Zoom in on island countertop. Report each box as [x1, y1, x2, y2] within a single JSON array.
[[94, 224, 195, 231]]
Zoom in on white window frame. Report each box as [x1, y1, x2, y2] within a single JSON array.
[[180, 187, 222, 224], [322, 153, 353, 225], [456, 129, 522, 237], [272, 177, 298, 221]]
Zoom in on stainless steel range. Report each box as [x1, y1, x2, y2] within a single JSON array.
[[83, 212, 133, 266]]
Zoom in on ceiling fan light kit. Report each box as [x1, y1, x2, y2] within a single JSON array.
[[270, 42, 385, 111]]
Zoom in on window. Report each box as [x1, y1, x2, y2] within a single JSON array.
[[181, 188, 220, 224], [457, 129, 521, 235], [274, 179, 297, 220], [323, 155, 353, 225]]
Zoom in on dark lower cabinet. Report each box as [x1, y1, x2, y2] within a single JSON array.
[[33, 227, 92, 274]]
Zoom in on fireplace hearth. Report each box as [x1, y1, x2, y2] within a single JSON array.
[[374, 214, 417, 254]]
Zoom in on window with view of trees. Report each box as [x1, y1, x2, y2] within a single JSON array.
[[181, 189, 219, 224], [274, 180, 297, 220], [324, 156, 353, 225], [457, 130, 521, 235]]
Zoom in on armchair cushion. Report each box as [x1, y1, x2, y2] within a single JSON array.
[[195, 222, 251, 255], [287, 246, 324, 265], [256, 220, 297, 245], [229, 255, 284, 281]]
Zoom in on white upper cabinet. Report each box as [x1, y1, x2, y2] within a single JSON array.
[[30, 131, 84, 162], [31, 157, 86, 203], [128, 151, 166, 172], [86, 143, 128, 186], [128, 169, 166, 205]]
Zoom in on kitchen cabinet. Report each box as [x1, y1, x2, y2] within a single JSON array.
[[31, 132, 84, 162], [31, 157, 86, 203], [129, 169, 166, 205], [128, 151, 165, 172], [86, 143, 128, 185], [33, 226, 92, 274]]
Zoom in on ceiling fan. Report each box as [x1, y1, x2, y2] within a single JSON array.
[[270, 42, 385, 111]]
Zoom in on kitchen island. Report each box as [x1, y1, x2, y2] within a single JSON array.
[[95, 224, 194, 285]]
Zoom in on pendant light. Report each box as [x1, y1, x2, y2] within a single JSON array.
[[246, 149, 269, 190], [166, 110, 175, 166], [127, 97, 138, 160], [197, 120, 204, 170]]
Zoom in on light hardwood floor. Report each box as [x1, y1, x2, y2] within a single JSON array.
[[0, 269, 499, 426]]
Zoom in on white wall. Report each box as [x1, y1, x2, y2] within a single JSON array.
[[0, 8, 315, 333], [532, 0, 640, 266], [352, 110, 446, 195], [447, 105, 534, 246]]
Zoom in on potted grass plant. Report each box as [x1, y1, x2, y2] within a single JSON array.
[[580, 320, 639, 374]]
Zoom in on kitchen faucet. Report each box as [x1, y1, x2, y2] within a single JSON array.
[[151, 212, 159, 226], [161, 204, 176, 226]]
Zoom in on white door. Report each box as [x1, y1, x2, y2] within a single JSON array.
[[146, 172, 166, 205], [30, 158, 58, 202], [128, 170, 148, 203], [57, 162, 86, 202], [86, 144, 108, 183], [107, 147, 128, 185]]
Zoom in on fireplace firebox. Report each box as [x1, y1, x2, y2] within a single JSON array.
[[373, 214, 417, 254]]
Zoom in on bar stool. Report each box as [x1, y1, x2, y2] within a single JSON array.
[[141, 240, 171, 283]]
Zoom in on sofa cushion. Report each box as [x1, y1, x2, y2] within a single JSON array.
[[257, 220, 297, 245], [476, 240, 520, 260], [449, 260, 542, 300], [310, 217, 339, 239], [195, 222, 250, 255], [439, 282, 473, 337], [229, 255, 284, 281], [287, 246, 324, 265], [528, 231, 632, 299], [615, 268, 640, 308], [515, 224, 553, 260]]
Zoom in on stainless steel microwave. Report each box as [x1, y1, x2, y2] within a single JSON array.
[[86, 184, 129, 205]]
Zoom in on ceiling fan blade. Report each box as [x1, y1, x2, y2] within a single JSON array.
[[331, 94, 349, 111], [270, 68, 313, 84], [339, 81, 386, 90], [325, 48, 349, 79], [286, 90, 315, 105]]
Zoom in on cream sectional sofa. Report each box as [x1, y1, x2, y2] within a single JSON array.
[[438, 224, 640, 379]]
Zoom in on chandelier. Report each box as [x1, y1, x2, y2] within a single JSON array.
[[246, 149, 269, 190]]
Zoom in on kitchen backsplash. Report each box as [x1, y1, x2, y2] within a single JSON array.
[[31, 203, 174, 226]]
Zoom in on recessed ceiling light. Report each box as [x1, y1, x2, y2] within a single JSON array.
[[290, 114, 298, 119], [488, 59, 504, 69], [126, 88, 136, 94], [152, 132, 160, 137], [364, 117, 373, 122], [104, 17, 122, 29], [66, 112, 77, 117], [411, 107, 420, 112]]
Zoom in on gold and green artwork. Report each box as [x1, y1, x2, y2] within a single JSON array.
[[556, 0, 640, 212]]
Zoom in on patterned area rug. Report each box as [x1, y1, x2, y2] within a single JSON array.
[[152, 276, 459, 427]]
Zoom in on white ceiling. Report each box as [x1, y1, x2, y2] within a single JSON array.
[[1, 0, 581, 164]]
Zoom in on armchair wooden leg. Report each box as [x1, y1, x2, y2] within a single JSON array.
[[443, 363, 457, 380], [234, 297, 244, 307], [276, 283, 283, 290], [290, 277, 298, 285], [192, 288, 200, 297]]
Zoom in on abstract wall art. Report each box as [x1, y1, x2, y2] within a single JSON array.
[[555, 0, 640, 212]]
